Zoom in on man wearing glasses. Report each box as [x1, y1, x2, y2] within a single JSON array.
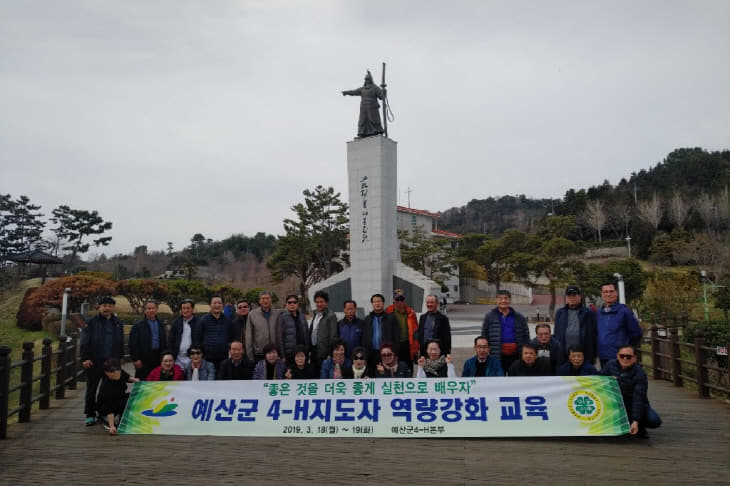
[[597, 282, 642, 367], [601, 345, 661, 438], [461, 336, 504, 377], [231, 300, 250, 345], [277, 294, 309, 363]]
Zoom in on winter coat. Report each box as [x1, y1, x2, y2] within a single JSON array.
[[601, 359, 649, 422], [314, 308, 339, 361], [508, 358, 552, 377], [80, 313, 124, 365], [461, 355, 504, 377], [193, 312, 233, 363], [385, 303, 420, 359], [481, 307, 529, 360], [168, 315, 200, 359], [252, 359, 287, 380], [146, 364, 185, 381], [320, 358, 354, 379], [530, 337, 567, 372], [245, 307, 282, 359], [129, 318, 167, 364], [417, 311, 452, 355], [556, 361, 598, 376], [597, 303, 643, 361], [217, 357, 253, 380], [276, 311, 309, 358], [553, 305, 598, 363], [184, 359, 216, 380], [363, 312, 401, 354]]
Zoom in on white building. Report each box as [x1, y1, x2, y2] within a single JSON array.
[[396, 205, 462, 303]]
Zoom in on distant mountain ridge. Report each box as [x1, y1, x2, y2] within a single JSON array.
[[439, 147, 730, 236]]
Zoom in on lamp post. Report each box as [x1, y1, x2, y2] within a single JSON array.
[[613, 272, 626, 304], [60, 287, 71, 337], [701, 270, 726, 322], [625, 235, 632, 258]]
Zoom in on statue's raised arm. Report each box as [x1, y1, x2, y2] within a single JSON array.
[[342, 70, 384, 138]]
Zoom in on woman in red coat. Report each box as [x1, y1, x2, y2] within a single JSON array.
[[146, 350, 185, 381]]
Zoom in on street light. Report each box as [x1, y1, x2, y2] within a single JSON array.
[[613, 273, 626, 304], [700, 270, 725, 322]]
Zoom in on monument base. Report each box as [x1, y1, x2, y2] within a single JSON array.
[[309, 263, 441, 317]]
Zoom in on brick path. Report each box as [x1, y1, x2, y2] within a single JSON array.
[[1, 348, 729, 485]]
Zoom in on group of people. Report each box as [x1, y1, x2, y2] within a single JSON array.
[[80, 282, 659, 437]]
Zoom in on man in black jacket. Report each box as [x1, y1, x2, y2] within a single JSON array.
[[601, 345, 661, 438], [80, 296, 124, 426], [530, 323, 565, 373], [217, 341, 253, 380], [193, 295, 233, 371], [168, 299, 199, 369], [553, 285, 598, 364], [363, 294, 400, 366], [129, 300, 167, 380], [417, 294, 452, 357]]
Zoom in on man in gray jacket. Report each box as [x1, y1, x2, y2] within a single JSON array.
[[245, 291, 282, 363]]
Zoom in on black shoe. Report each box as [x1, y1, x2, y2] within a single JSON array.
[[638, 428, 649, 439]]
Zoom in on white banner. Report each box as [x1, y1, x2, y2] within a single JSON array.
[[119, 376, 629, 438]]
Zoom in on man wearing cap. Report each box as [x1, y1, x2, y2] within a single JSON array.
[[385, 289, 419, 362], [554, 285, 598, 365], [80, 296, 124, 426]]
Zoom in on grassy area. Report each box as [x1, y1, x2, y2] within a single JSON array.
[[0, 279, 53, 360]]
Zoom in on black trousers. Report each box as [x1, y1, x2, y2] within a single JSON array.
[[84, 366, 103, 417]]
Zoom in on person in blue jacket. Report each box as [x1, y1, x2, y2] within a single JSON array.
[[556, 345, 598, 376], [461, 336, 504, 377], [597, 282, 643, 367]]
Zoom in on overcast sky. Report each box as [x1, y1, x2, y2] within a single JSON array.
[[2, 1, 728, 257]]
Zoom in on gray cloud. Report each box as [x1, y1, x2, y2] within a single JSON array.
[[1, 1, 728, 256]]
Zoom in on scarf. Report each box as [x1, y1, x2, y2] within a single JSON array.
[[423, 356, 447, 377], [352, 365, 367, 379]]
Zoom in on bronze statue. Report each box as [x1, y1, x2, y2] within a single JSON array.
[[342, 70, 384, 138]]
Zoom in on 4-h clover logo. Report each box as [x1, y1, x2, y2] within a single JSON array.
[[568, 390, 602, 422], [574, 395, 596, 415]]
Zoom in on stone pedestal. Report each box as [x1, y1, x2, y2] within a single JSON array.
[[310, 135, 441, 316]]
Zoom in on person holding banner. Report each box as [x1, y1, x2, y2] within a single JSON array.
[[146, 351, 185, 381], [285, 345, 318, 379], [601, 345, 661, 438], [253, 343, 287, 380], [416, 340, 456, 378], [320, 340, 354, 379], [96, 357, 138, 435], [375, 342, 411, 378], [461, 336, 504, 377]]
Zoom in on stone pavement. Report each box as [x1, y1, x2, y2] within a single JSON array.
[[2, 347, 729, 485]]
